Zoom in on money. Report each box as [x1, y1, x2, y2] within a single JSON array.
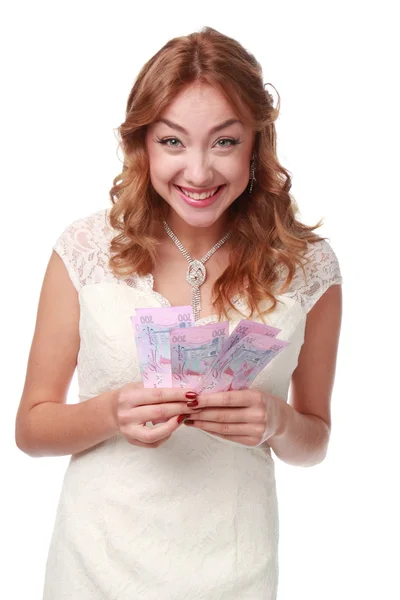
[[219, 319, 281, 358], [198, 333, 289, 393], [132, 306, 194, 388], [131, 307, 290, 392], [131, 315, 147, 381], [170, 322, 229, 389]]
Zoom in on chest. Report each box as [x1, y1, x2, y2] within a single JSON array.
[[151, 251, 232, 321]]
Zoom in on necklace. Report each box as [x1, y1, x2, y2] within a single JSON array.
[[162, 220, 232, 321]]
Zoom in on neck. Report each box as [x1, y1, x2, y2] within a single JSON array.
[[162, 209, 231, 257]]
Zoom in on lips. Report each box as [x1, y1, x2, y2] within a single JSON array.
[[174, 184, 226, 208], [175, 185, 221, 197], [177, 185, 221, 195]]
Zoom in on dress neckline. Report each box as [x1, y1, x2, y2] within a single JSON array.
[[105, 206, 246, 324], [133, 272, 246, 325]]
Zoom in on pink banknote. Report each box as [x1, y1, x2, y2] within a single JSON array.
[[198, 333, 289, 393], [131, 306, 194, 388], [219, 319, 281, 358], [170, 322, 229, 389]]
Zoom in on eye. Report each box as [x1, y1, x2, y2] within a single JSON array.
[[156, 137, 183, 148], [215, 138, 242, 148], [155, 136, 242, 149]]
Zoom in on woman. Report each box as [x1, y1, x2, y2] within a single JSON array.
[[15, 26, 342, 599]]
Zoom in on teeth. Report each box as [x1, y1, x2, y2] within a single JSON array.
[[179, 186, 219, 200]]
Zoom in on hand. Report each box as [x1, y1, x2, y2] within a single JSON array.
[[182, 388, 283, 447], [112, 383, 201, 448]]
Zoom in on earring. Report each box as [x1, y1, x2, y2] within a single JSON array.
[[248, 154, 256, 194]]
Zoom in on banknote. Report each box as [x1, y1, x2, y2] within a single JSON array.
[[131, 315, 156, 386], [170, 322, 229, 389], [198, 333, 289, 393], [131, 315, 145, 378], [132, 306, 194, 387], [219, 319, 281, 358]]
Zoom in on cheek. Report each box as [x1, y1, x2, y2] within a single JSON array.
[[145, 137, 171, 183], [149, 153, 180, 184], [223, 159, 250, 186]]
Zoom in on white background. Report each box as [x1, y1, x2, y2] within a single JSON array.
[[2, 1, 399, 598]]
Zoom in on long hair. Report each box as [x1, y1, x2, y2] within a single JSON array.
[[108, 26, 326, 321]]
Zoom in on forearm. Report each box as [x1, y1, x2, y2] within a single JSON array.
[[16, 390, 119, 458], [267, 396, 330, 467]]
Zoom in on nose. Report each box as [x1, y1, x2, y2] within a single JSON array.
[[183, 153, 214, 187]]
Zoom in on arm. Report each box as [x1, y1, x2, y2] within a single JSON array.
[[15, 251, 119, 458], [267, 283, 342, 467]]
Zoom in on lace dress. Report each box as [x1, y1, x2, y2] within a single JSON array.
[[42, 208, 342, 600]]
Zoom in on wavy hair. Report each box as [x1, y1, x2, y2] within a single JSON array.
[[108, 26, 326, 321]]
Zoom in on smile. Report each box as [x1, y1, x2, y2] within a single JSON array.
[[177, 186, 220, 199], [173, 184, 226, 208]]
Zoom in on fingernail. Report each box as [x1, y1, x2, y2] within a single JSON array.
[[187, 400, 198, 408], [177, 414, 186, 424], [185, 391, 197, 400]]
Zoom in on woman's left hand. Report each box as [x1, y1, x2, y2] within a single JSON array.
[[183, 389, 284, 447]]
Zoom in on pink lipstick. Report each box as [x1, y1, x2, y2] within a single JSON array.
[[173, 184, 226, 208]]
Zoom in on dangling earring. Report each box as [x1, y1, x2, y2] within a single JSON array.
[[248, 154, 256, 194]]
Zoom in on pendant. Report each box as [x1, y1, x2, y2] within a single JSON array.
[[186, 260, 206, 287], [191, 286, 201, 322]]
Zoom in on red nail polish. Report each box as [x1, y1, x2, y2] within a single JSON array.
[[187, 400, 198, 408], [177, 414, 186, 424], [185, 391, 197, 400]]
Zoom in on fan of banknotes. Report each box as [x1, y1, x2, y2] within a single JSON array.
[[131, 306, 289, 393]]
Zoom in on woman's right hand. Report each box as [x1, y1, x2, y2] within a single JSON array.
[[111, 382, 199, 448]]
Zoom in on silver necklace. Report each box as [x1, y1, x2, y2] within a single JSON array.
[[162, 220, 232, 321]]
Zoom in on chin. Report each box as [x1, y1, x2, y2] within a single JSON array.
[[173, 207, 226, 228]]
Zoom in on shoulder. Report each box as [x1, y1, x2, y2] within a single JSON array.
[[284, 237, 343, 315], [52, 207, 114, 291], [53, 207, 112, 251]]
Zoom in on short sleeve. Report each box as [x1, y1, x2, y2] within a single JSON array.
[[52, 209, 112, 292], [286, 239, 343, 314], [53, 222, 83, 291]]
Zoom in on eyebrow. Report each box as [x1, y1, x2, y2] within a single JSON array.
[[156, 117, 243, 135]]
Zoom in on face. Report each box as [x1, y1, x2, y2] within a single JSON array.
[[145, 82, 255, 229]]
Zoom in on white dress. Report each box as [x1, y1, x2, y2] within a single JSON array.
[[42, 207, 342, 600]]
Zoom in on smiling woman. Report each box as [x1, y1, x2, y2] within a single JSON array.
[[15, 25, 342, 600]]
